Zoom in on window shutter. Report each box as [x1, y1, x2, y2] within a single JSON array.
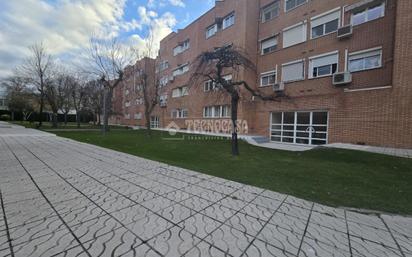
[[283, 22, 307, 48]]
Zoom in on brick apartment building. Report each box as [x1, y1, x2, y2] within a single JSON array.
[[111, 0, 412, 149]]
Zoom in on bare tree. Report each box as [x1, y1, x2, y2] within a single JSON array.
[[3, 76, 35, 121], [192, 45, 282, 156], [56, 75, 74, 125], [17, 43, 53, 128], [86, 37, 137, 133], [82, 80, 104, 125], [71, 76, 87, 128]]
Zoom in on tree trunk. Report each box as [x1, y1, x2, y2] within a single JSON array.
[[102, 87, 112, 133], [97, 111, 101, 125], [52, 112, 58, 128], [11, 112, 15, 121], [76, 111, 80, 128], [145, 111, 152, 137], [38, 95, 44, 128], [230, 94, 240, 156], [64, 113, 68, 125]]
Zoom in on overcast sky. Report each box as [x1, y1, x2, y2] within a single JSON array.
[[0, 0, 214, 79]]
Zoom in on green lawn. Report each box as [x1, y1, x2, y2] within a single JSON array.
[[54, 130, 412, 215], [10, 121, 128, 130]]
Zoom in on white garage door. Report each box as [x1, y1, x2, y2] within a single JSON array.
[[270, 111, 328, 145]]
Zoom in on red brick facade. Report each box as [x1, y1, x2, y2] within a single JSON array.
[[112, 0, 412, 148]]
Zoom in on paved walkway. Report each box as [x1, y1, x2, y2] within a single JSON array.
[[325, 143, 412, 159], [0, 125, 411, 256]]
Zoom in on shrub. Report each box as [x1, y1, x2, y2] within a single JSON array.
[[0, 114, 11, 121]]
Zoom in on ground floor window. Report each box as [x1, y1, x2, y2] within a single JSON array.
[[150, 116, 160, 128], [270, 111, 328, 145]]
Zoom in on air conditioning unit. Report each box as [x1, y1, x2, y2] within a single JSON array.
[[160, 101, 167, 108], [333, 72, 352, 86], [337, 25, 353, 39], [169, 76, 175, 82], [273, 82, 285, 92]]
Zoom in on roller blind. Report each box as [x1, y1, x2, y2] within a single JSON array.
[[282, 60, 305, 82], [311, 10, 341, 28], [283, 22, 307, 48]]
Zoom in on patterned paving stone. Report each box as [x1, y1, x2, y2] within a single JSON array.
[[148, 226, 200, 256], [242, 238, 295, 257], [1, 127, 411, 257], [204, 224, 254, 257], [123, 213, 174, 241], [257, 222, 303, 255], [179, 213, 222, 239]]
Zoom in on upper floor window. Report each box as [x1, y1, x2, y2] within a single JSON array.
[[352, 2, 385, 26], [203, 105, 231, 118], [348, 47, 382, 72], [160, 76, 169, 87], [260, 70, 277, 87], [282, 59, 305, 82], [223, 13, 235, 29], [172, 63, 189, 77], [134, 113, 142, 120], [159, 94, 168, 106], [261, 36, 278, 55], [285, 0, 307, 12], [206, 24, 218, 38], [311, 9, 340, 39], [171, 108, 188, 119], [262, 1, 280, 22], [136, 98, 143, 105], [204, 80, 216, 92], [173, 40, 190, 56], [172, 86, 189, 98], [309, 51, 339, 79], [283, 21, 307, 48], [158, 61, 169, 72]]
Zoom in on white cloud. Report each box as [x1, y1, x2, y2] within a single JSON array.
[[147, 0, 186, 9], [0, 0, 177, 78]]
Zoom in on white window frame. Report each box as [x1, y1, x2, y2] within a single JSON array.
[[206, 24, 218, 38], [223, 13, 235, 30], [150, 116, 160, 128], [172, 86, 189, 98], [134, 113, 142, 120], [261, 36, 278, 55], [172, 108, 188, 119], [203, 105, 231, 118], [204, 80, 216, 92], [260, 69, 277, 87], [348, 47, 383, 73], [172, 63, 189, 77], [351, 2, 385, 26], [285, 0, 308, 12], [281, 59, 305, 83], [310, 8, 341, 39], [282, 21, 307, 48], [308, 51, 339, 79], [261, 1, 280, 23]]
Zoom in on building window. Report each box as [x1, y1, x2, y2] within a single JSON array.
[[271, 111, 328, 145], [173, 39, 190, 56], [125, 89, 130, 96], [311, 9, 340, 39], [125, 113, 131, 120], [223, 13, 235, 29], [171, 109, 188, 119], [172, 86, 189, 98], [260, 70, 277, 87], [125, 101, 131, 107], [150, 116, 160, 128], [136, 98, 143, 105], [160, 94, 168, 107], [262, 1, 280, 22], [348, 48, 382, 72], [283, 21, 307, 48], [204, 80, 216, 92], [160, 76, 169, 87], [309, 51, 339, 78], [203, 105, 231, 118], [261, 36, 278, 55], [282, 60, 305, 82], [206, 24, 218, 38], [172, 63, 189, 77], [134, 113, 142, 120], [158, 61, 169, 72], [352, 2, 385, 26], [285, 0, 307, 12]]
